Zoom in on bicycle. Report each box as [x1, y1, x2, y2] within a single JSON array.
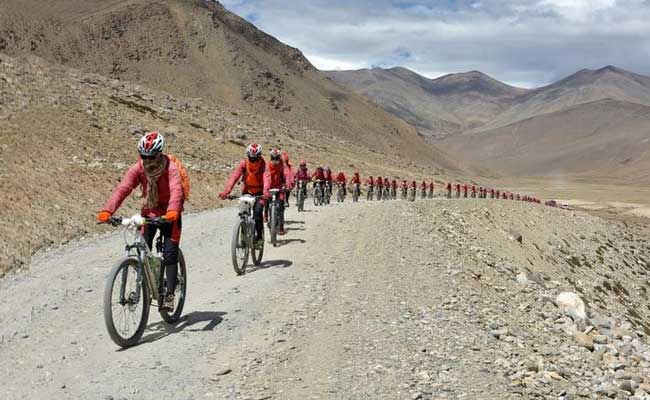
[[351, 183, 360, 203], [313, 180, 324, 206], [324, 181, 332, 205], [336, 183, 345, 203], [102, 215, 187, 348], [401, 187, 408, 200], [409, 187, 416, 202], [421, 189, 427, 199], [228, 194, 264, 275], [377, 186, 383, 201], [391, 186, 397, 201], [296, 180, 307, 212], [383, 186, 390, 201], [268, 188, 283, 247], [366, 185, 374, 201]]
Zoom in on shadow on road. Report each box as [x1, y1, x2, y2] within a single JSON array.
[[277, 238, 306, 246], [246, 259, 293, 274], [128, 311, 228, 348], [284, 220, 305, 225]]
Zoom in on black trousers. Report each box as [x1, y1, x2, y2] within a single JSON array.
[[143, 216, 182, 294]]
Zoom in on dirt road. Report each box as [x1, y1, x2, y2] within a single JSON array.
[[2, 199, 650, 399]]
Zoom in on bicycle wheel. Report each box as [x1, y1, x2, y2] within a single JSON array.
[[270, 204, 278, 247], [104, 258, 150, 348], [251, 222, 264, 266], [231, 219, 249, 275], [160, 249, 187, 323]]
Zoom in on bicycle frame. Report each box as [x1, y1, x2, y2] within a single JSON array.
[[117, 217, 160, 306]]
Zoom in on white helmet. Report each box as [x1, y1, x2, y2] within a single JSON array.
[[246, 143, 263, 160], [138, 132, 165, 156]]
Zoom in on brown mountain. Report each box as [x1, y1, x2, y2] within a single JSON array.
[[439, 99, 650, 183], [0, 0, 449, 165], [326, 67, 526, 138], [477, 66, 650, 132]]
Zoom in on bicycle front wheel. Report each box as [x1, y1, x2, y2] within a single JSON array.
[[104, 258, 150, 348], [160, 249, 187, 323], [251, 223, 264, 266], [270, 205, 278, 247], [231, 219, 249, 275]]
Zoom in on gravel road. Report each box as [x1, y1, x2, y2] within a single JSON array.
[[2, 199, 649, 399]]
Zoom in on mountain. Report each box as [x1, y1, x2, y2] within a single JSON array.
[[476, 65, 650, 132], [439, 99, 650, 183], [0, 0, 447, 165], [326, 67, 526, 138]]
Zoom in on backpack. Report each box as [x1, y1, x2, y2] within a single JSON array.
[[168, 154, 191, 200]]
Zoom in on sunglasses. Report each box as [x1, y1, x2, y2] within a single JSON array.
[[140, 154, 159, 160]]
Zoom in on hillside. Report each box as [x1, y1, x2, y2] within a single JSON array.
[[439, 99, 650, 183], [0, 53, 463, 276], [326, 67, 526, 138], [0, 0, 442, 164]]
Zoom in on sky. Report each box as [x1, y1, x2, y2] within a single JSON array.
[[219, 0, 650, 88]]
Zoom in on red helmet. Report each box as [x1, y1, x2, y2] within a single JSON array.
[[246, 143, 263, 160], [138, 131, 164, 156]]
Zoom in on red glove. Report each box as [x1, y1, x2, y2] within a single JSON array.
[[97, 211, 112, 223], [164, 210, 179, 222], [218, 191, 229, 200]]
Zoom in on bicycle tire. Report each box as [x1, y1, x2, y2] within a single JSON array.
[[104, 258, 150, 348], [231, 219, 249, 275], [270, 204, 278, 247], [159, 249, 187, 323], [251, 223, 264, 266]]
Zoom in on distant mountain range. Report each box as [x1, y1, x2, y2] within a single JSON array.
[[328, 65, 650, 182]]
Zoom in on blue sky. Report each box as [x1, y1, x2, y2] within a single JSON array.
[[220, 0, 650, 87]]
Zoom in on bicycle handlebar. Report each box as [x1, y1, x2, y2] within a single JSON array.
[[103, 215, 171, 227]]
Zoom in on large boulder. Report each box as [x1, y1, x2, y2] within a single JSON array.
[[555, 292, 587, 322]]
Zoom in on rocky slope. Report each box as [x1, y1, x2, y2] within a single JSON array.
[[0, 53, 462, 276], [0, 0, 439, 162], [1, 198, 649, 399], [326, 67, 526, 138]]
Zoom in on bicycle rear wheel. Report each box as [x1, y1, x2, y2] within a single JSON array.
[[231, 219, 249, 275], [104, 258, 150, 348], [160, 249, 187, 323]]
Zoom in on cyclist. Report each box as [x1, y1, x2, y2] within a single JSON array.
[[446, 182, 452, 198], [219, 143, 270, 250], [455, 183, 461, 198], [366, 175, 375, 198], [97, 131, 183, 311], [281, 151, 294, 207], [463, 184, 468, 198], [324, 166, 334, 196], [349, 171, 362, 198], [335, 170, 347, 197], [312, 165, 326, 192], [376, 176, 384, 200], [294, 160, 311, 198], [391, 179, 398, 197], [471, 185, 477, 198], [419, 181, 427, 197], [428, 181, 434, 197], [266, 148, 292, 235]]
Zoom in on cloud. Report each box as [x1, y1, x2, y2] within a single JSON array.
[[220, 0, 650, 87]]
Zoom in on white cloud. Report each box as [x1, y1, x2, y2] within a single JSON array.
[[222, 0, 650, 86]]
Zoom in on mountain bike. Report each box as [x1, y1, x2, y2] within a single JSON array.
[[409, 187, 416, 202], [351, 183, 360, 202], [336, 183, 345, 203], [383, 186, 390, 200], [268, 188, 282, 247], [428, 189, 434, 199], [421, 188, 427, 199], [367, 185, 374, 201], [324, 181, 332, 205], [102, 215, 187, 348], [313, 180, 324, 206], [401, 187, 408, 200], [228, 194, 264, 275], [390, 186, 397, 200], [377, 186, 383, 201], [296, 180, 307, 212]]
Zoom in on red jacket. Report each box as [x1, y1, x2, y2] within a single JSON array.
[[335, 172, 346, 183], [350, 174, 361, 185], [312, 169, 325, 181], [420, 182, 427, 189], [267, 162, 293, 198], [376, 178, 384, 187], [223, 159, 271, 197], [400, 181, 408, 189], [324, 170, 333, 182], [366, 178, 374, 186], [294, 166, 310, 181], [103, 155, 184, 217], [391, 180, 397, 188], [429, 183, 434, 189]]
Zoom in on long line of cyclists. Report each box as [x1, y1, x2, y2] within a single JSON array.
[[95, 132, 543, 346]]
